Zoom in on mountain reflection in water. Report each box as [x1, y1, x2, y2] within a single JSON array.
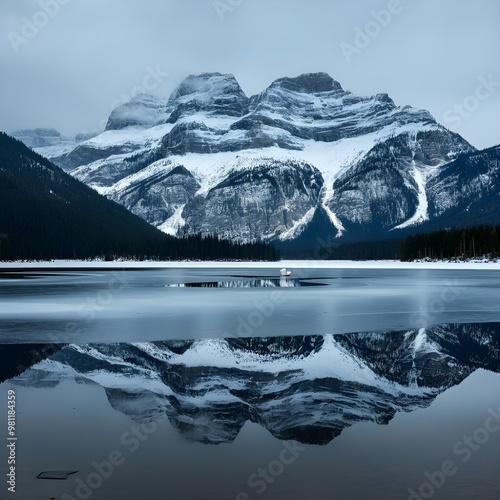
[[6, 323, 500, 446], [167, 277, 326, 288]]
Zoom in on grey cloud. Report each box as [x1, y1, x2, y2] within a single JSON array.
[[0, 0, 499, 149]]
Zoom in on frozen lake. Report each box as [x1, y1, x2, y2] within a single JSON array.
[[1, 265, 500, 343], [0, 264, 499, 499]]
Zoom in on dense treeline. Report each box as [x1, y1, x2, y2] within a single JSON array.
[[0, 132, 278, 262], [281, 225, 500, 262], [161, 235, 279, 261], [281, 237, 401, 260], [400, 225, 500, 261], [0, 232, 279, 262]]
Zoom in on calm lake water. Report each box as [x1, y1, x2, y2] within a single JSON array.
[[0, 266, 499, 499]]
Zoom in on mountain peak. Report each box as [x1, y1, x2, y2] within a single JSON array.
[[169, 72, 243, 100], [374, 92, 395, 106], [105, 93, 168, 131], [166, 72, 248, 122], [270, 72, 343, 93]]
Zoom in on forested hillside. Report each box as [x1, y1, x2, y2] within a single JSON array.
[[0, 132, 278, 261]]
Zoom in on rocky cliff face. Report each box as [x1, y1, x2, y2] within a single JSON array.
[[328, 129, 472, 232], [181, 159, 323, 240], [425, 145, 500, 228], [26, 72, 485, 243], [12, 323, 500, 445], [107, 160, 200, 230]]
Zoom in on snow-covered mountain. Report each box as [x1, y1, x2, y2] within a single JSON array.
[[25, 72, 494, 243], [11, 127, 69, 149], [12, 323, 500, 445]]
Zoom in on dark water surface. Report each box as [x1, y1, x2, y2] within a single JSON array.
[[1, 266, 499, 499]]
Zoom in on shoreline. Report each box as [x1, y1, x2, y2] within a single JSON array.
[[1, 259, 500, 270]]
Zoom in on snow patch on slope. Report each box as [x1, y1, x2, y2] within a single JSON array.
[[105, 159, 183, 196], [411, 329, 441, 355], [82, 123, 174, 149], [393, 164, 429, 230], [278, 206, 317, 241], [158, 204, 186, 235]]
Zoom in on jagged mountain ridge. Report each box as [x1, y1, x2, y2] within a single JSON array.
[[23, 72, 490, 243], [12, 323, 500, 445]]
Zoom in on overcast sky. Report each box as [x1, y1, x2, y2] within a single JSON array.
[[1, 0, 499, 149]]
